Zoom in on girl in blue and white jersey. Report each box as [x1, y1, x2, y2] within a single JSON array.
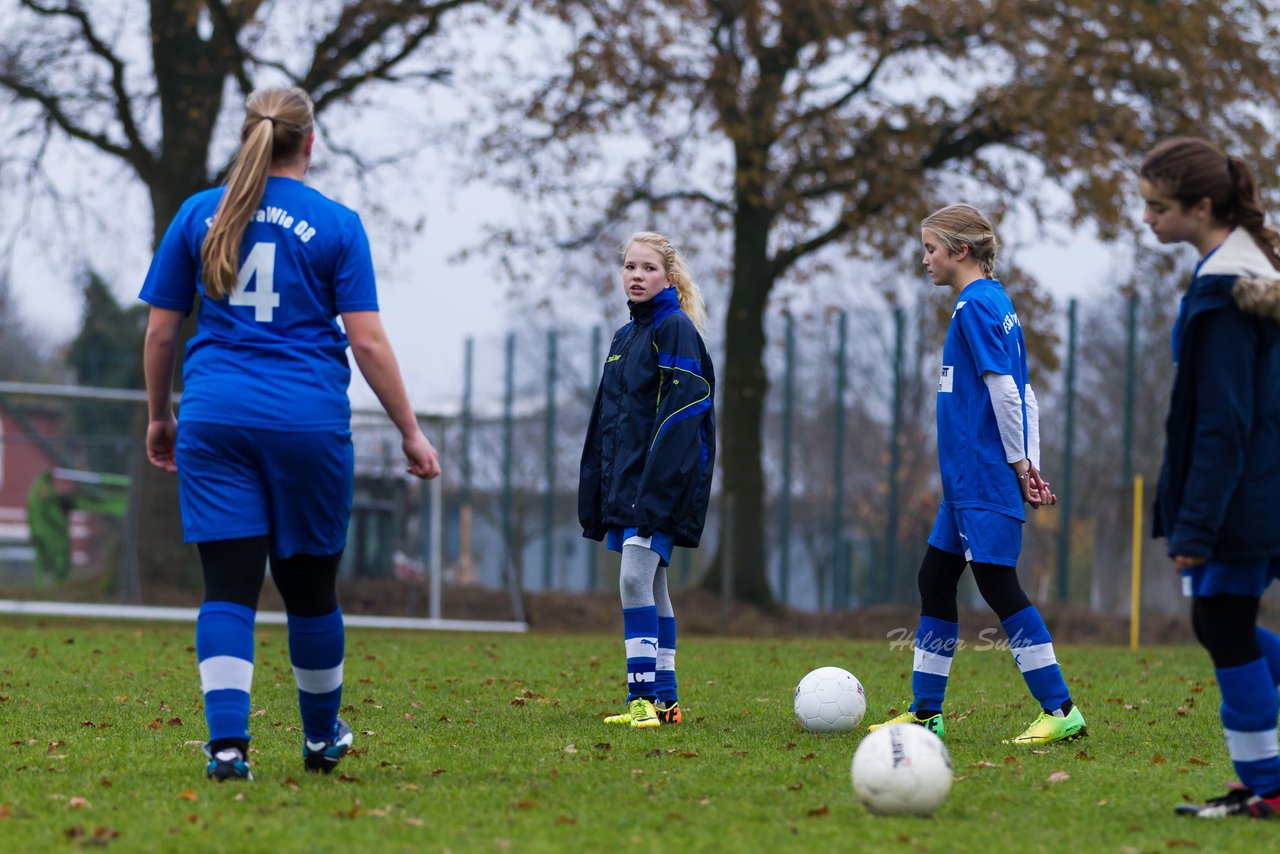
[[867, 204, 1086, 747], [140, 87, 439, 781]]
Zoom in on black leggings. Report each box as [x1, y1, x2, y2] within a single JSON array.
[[199, 536, 342, 617], [1192, 594, 1262, 669], [917, 545, 1033, 623]]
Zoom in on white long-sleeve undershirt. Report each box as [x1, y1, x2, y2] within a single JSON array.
[[983, 372, 1041, 470]]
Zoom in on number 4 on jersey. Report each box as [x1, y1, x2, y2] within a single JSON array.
[[229, 242, 280, 322]]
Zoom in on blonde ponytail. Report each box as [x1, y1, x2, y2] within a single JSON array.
[[624, 231, 708, 332], [201, 87, 315, 298]]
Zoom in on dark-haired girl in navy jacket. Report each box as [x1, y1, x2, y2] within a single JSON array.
[[1140, 137, 1280, 819], [580, 232, 715, 729]]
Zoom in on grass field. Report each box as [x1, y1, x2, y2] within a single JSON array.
[[1, 616, 1274, 852]]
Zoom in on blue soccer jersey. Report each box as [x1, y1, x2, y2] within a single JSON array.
[[936, 279, 1028, 521], [139, 177, 379, 430]]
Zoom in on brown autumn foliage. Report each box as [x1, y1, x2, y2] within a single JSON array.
[[478, 0, 1280, 606]]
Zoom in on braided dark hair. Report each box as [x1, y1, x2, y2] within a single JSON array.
[[1141, 138, 1280, 271]]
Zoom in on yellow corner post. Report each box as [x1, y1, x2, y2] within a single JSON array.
[[1130, 474, 1144, 651]]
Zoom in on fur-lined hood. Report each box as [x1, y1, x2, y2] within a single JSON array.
[[1197, 227, 1280, 322]]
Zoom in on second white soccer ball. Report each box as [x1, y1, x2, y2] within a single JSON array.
[[850, 723, 953, 815], [793, 666, 866, 733]]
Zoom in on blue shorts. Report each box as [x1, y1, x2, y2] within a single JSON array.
[[175, 421, 354, 559], [928, 503, 1023, 567], [606, 527, 674, 567], [1181, 557, 1280, 598]]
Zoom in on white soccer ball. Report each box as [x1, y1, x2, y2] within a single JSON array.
[[851, 723, 953, 816], [793, 666, 866, 733]]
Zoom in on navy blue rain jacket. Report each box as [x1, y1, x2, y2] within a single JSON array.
[[579, 288, 716, 547], [1154, 228, 1280, 560]]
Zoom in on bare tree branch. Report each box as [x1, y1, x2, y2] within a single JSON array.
[[12, 0, 152, 170]]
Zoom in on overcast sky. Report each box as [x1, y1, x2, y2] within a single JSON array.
[[0, 7, 1156, 420]]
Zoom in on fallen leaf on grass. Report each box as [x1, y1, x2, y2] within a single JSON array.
[[405, 817, 425, 827], [800, 753, 816, 761], [511, 800, 539, 810], [553, 815, 576, 826], [1188, 757, 1210, 766], [1030, 749, 1050, 755], [176, 790, 198, 801], [0, 803, 10, 820], [1165, 841, 1198, 849], [99, 778, 112, 788], [510, 698, 526, 707], [679, 752, 699, 759], [594, 743, 611, 751], [1151, 755, 1168, 764], [1175, 707, 1189, 717], [1047, 772, 1071, 784], [807, 805, 829, 818], [337, 774, 361, 783], [972, 761, 998, 769], [146, 719, 163, 731], [167, 718, 183, 727], [67, 797, 90, 809], [562, 744, 578, 754]]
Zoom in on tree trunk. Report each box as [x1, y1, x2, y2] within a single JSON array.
[[701, 203, 776, 607], [133, 6, 227, 591]]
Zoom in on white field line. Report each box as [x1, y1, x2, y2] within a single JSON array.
[[0, 599, 527, 633]]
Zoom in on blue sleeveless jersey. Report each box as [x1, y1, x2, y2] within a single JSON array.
[[139, 177, 378, 430], [936, 278, 1028, 521]]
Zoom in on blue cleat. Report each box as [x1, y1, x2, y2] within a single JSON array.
[[303, 717, 354, 774], [204, 744, 253, 782]]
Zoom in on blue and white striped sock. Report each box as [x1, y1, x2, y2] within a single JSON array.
[[287, 609, 345, 744], [1218, 658, 1280, 797], [1002, 606, 1071, 713], [196, 601, 256, 745], [911, 616, 958, 714], [656, 615, 678, 704], [623, 605, 658, 701]]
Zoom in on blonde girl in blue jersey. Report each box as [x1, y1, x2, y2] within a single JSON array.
[[141, 87, 439, 781], [868, 204, 1086, 746]]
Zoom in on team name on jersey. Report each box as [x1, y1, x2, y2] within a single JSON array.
[[1002, 311, 1020, 334], [205, 206, 318, 243]]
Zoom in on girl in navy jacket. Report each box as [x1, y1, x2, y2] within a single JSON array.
[[1140, 137, 1280, 818], [580, 232, 715, 729]]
